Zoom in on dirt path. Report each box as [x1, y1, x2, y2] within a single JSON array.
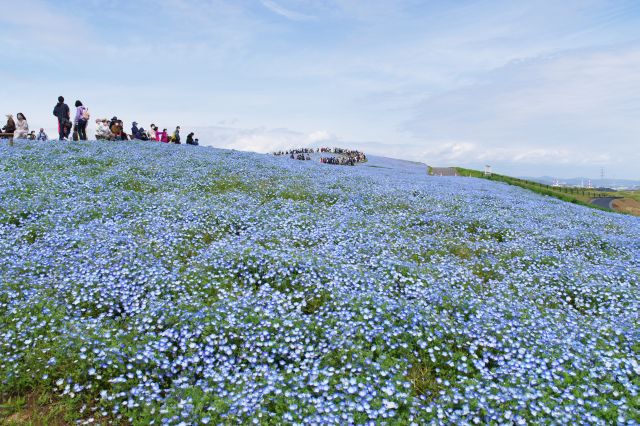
[[611, 198, 640, 216], [590, 197, 640, 216]]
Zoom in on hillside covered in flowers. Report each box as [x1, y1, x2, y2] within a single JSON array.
[[1, 141, 639, 425]]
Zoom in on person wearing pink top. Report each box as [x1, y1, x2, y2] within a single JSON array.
[[148, 124, 158, 141], [159, 128, 169, 143]]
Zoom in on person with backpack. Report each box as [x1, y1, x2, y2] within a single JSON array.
[[53, 96, 71, 140], [13, 113, 29, 139], [172, 126, 181, 144], [74, 100, 89, 140]]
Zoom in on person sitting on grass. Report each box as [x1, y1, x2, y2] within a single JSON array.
[[13, 113, 29, 140], [138, 127, 149, 141], [95, 119, 112, 140], [148, 124, 157, 141], [37, 128, 48, 141], [110, 117, 124, 140], [159, 128, 169, 143], [61, 120, 73, 141], [186, 132, 199, 145], [120, 121, 129, 140]]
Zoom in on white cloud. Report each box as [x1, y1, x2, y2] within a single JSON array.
[[193, 126, 336, 153], [417, 142, 615, 166], [0, 0, 88, 52], [403, 43, 640, 176], [260, 0, 314, 21]]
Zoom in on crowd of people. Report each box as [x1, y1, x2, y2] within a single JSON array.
[[326, 147, 367, 162], [292, 153, 312, 161], [320, 155, 361, 166], [273, 147, 367, 166], [272, 148, 316, 156], [2, 96, 199, 146], [322, 147, 367, 165], [2, 100, 371, 165]]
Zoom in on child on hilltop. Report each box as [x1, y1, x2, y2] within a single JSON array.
[[37, 128, 48, 141]]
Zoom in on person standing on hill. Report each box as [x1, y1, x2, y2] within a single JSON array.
[[53, 96, 70, 140], [74, 100, 89, 140], [172, 126, 181, 144]]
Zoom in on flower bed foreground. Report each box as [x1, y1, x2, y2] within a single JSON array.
[[0, 141, 639, 425]]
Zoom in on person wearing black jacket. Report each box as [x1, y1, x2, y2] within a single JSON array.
[[53, 96, 70, 140], [186, 132, 198, 145]]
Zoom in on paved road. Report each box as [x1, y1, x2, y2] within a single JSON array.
[[590, 197, 620, 210]]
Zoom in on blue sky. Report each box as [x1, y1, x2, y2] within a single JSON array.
[[1, 0, 639, 179]]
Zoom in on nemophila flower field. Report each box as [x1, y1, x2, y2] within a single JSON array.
[[0, 140, 639, 425]]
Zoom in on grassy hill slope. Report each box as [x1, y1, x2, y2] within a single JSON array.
[[453, 167, 614, 210], [452, 167, 640, 216], [1, 141, 639, 424]]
